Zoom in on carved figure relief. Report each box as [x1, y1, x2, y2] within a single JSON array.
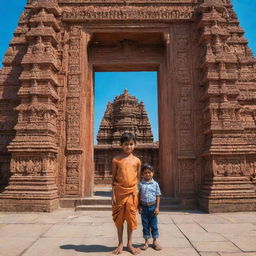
[[11, 156, 43, 176]]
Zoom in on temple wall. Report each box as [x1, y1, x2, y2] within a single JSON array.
[[0, 0, 255, 212], [94, 145, 159, 185]]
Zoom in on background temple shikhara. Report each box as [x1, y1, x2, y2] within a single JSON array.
[[94, 89, 159, 185]]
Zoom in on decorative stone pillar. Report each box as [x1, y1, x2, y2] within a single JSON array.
[[0, 8, 29, 191], [0, 0, 61, 211], [65, 26, 93, 197], [174, 25, 196, 202], [197, 0, 256, 212]]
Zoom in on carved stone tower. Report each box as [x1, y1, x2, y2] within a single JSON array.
[[97, 89, 154, 145], [94, 90, 157, 184], [0, 0, 256, 212]]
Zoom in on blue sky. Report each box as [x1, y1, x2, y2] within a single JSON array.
[[0, 0, 255, 143], [95, 72, 158, 143]]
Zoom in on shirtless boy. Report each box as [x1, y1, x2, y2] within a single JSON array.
[[112, 132, 141, 255]]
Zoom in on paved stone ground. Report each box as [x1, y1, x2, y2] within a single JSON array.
[[0, 209, 256, 256]]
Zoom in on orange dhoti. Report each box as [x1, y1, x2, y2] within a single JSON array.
[[112, 184, 138, 230]]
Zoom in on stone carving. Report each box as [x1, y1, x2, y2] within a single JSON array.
[[174, 25, 194, 154], [178, 160, 195, 195], [214, 159, 243, 176], [66, 26, 82, 150], [197, 0, 256, 212], [32, 37, 45, 55], [0, 0, 255, 212], [97, 89, 153, 145], [0, 1, 60, 211], [66, 154, 80, 194], [10, 155, 56, 176], [95, 90, 158, 184], [64, 25, 86, 195], [246, 159, 256, 177], [62, 6, 194, 21]]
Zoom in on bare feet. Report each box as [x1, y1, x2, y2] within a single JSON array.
[[140, 243, 149, 250], [153, 241, 162, 251], [112, 243, 124, 255], [127, 244, 140, 255], [140, 239, 149, 250]]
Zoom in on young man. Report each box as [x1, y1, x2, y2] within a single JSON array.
[[112, 132, 141, 255], [139, 163, 162, 251]]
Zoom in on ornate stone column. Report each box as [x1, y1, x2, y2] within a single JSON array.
[[173, 24, 197, 206], [0, 6, 29, 191], [197, 0, 256, 212], [0, 0, 61, 211], [64, 25, 93, 197]]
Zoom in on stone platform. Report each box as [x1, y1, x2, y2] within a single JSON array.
[[0, 209, 256, 256]]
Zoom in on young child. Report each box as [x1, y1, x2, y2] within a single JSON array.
[[112, 132, 141, 255], [138, 163, 162, 251]]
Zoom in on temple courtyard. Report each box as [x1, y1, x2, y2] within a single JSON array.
[[0, 209, 256, 256]]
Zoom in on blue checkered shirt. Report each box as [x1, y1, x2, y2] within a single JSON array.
[[138, 179, 161, 204]]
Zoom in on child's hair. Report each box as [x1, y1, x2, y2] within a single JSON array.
[[141, 163, 154, 174], [120, 132, 136, 144]]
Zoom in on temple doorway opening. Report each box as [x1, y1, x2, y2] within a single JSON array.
[[94, 71, 159, 192]]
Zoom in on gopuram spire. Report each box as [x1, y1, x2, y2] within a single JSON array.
[[0, 0, 61, 211], [196, 0, 256, 212], [97, 90, 154, 145]]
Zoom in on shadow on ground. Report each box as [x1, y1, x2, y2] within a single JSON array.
[[60, 244, 116, 253], [60, 244, 143, 253], [94, 191, 112, 197]]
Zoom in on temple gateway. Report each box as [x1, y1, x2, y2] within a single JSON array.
[[0, 0, 256, 212]]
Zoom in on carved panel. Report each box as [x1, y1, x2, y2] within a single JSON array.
[[212, 156, 256, 177], [175, 25, 194, 154], [66, 26, 82, 150], [65, 25, 83, 195], [10, 154, 56, 176], [66, 154, 80, 194], [212, 157, 256, 178], [178, 160, 195, 195], [246, 158, 256, 177], [172, 25, 197, 196], [62, 6, 195, 22]]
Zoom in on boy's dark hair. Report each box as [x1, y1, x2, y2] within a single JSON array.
[[120, 132, 136, 144], [141, 163, 154, 173]]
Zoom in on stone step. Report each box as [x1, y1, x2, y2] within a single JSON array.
[[203, 182, 254, 187], [201, 187, 255, 192], [76, 198, 112, 206], [75, 204, 181, 211], [74, 197, 179, 206], [74, 196, 180, 211], [76, 205, 112, 211]]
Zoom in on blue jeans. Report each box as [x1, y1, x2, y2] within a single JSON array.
[[141, 204, 159, 239]]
